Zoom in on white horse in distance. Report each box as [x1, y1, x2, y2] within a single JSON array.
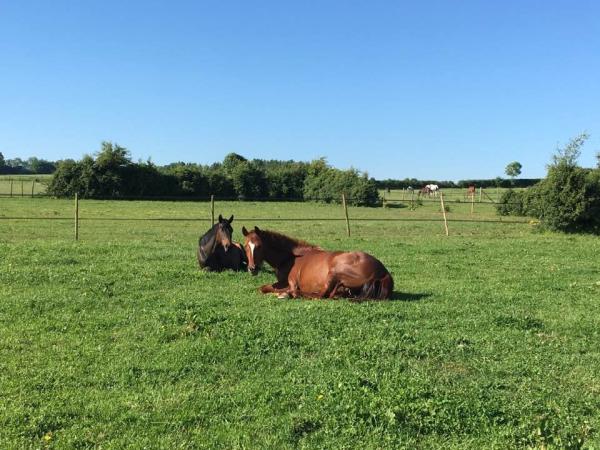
[[425, 184, 440, 197]]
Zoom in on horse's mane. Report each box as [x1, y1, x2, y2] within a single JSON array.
[[258, 229, 319, 255], [199, 223, 218, 246]]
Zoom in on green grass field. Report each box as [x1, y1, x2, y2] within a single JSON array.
[[1, 197, 599, 448], [0, 175, 50, 196]]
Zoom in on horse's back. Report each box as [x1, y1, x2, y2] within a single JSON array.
[[330, 251, 392, 299], [291, 249, 393, 299]]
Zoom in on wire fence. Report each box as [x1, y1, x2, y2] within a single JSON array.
[[0, 190, 534, 242], [0, 191, 525, 205]]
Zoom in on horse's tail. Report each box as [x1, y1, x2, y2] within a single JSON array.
[[358, 271, 394, 300]]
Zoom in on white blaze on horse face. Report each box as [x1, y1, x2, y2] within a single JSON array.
[[249, 242, 255, 259]]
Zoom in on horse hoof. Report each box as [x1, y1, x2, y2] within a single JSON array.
[[277, 292, 290, 299]]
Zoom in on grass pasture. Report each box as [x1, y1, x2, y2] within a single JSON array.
[[0, 175, 50, 196], [1, 197, 600, 448]]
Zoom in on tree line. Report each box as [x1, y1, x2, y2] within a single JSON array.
[[46, 142, 381, 206], [0, 152, 57, 174]]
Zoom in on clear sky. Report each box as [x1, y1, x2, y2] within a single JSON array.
[[1, 1, 599, 180]]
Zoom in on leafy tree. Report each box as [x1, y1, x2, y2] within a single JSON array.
[[26, 157, 56, 174], [505, 161, 522, 183], [230, 161, 268, 199], [95, 141, 131, 170], [205, 169, 235, 198], [6, 157, 24, 169], [222, 153, 247, 175], [265, 163, 307, 199], [0, 151, 4, 168], [551, 133, 588, 167], [303, 158, 380, 206], [497, 133, 600, 234]]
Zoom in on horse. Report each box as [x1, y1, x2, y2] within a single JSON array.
[[197, 214, 247, 271], [241, 226, 394, 300], [465, 185, 476, 200], [427, 184, 439, 197]]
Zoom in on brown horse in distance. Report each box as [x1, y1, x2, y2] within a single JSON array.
[[241, 226, 393, 300]]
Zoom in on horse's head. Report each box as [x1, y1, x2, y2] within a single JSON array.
[[216, 214, 234, 252], [242, 225, 264, 275]]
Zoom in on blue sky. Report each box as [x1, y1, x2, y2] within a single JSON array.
[[1, 1, 599, 180]]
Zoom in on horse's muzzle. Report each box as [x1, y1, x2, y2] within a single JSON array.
[[248, 265, 258, 276]]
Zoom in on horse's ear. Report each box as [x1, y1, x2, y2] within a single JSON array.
[[254, 226, 261, 233], [242, 226, 249, 236], [218, 214, 223, 222], [228, 215, 234, 223]]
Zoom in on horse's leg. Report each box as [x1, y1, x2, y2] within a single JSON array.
[[260, 281, 289, 294], [313, 272, 339, 299]]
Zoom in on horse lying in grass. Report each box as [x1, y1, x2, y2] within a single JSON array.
[[241, 226, 393, 300], [197, 215, 246, 271]]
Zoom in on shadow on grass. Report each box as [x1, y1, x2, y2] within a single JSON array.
[[390, 291, 432, 302], [383, 202, 408, 209], [348, 291, 431, 303]]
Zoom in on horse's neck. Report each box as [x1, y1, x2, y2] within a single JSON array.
[[264, 245, 295, 269], [199, 226, 218, 255], [262, 234, 299, 268]]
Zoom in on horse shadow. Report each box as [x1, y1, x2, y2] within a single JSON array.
[[389, 291, 432, 302], [347, 291, 431, 303]]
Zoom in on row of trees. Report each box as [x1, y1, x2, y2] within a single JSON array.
[[0, 152, 57, 174], [47, 142, 381, 206], [496, 134, 600, 233], [2, 150, 535, 190]]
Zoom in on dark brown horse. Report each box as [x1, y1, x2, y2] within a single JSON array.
[[241, 226, 393, 300], [197, 215, 246, 271]]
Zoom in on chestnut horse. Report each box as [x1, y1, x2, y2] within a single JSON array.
[[241, 226, 394, 300]]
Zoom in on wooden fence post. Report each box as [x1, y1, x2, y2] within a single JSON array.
[[440, 192, 449, 236], [478, 187, 482, 202], [21, 181, 24, 197], [75, 193, 79, 241], [342, 193, 351, 237], [31, 181, 35, 198], [210, 194, 215, 225], [471, 192, 475, 215], [10, 180, 13, 197]]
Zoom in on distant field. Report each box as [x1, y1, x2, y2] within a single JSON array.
[[380, 187, 520, 204], [0, 174, 51, 196], [1, 197, 599, 448]]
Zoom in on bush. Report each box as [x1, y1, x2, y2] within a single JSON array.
[[47, 144, 381, 205], [303, 159, 380, 206], [532, 165, 600, 233], [48, 142, 169, 198], [496, 134, 600, 234], [496, 189, 528, 216]]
